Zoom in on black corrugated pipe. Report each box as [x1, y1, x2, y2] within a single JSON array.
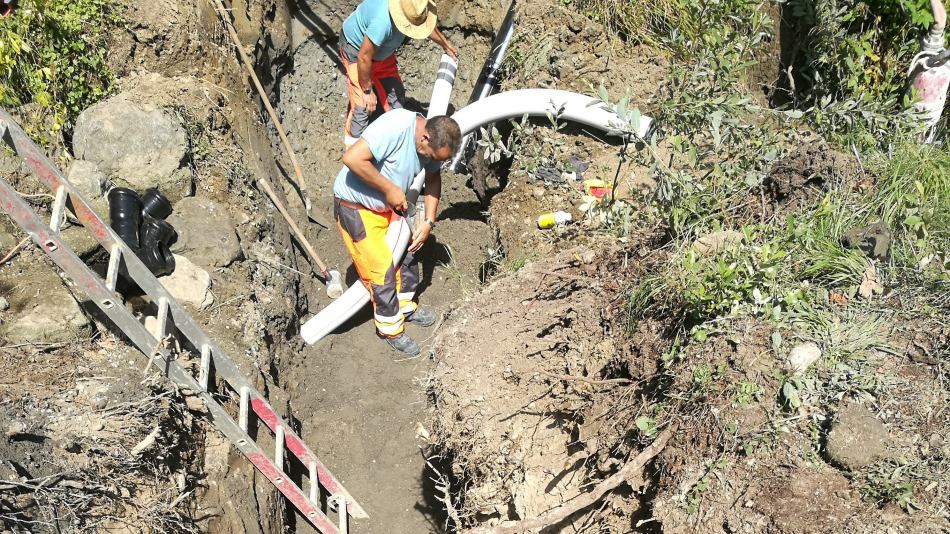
[[448, 0, 516, 172]]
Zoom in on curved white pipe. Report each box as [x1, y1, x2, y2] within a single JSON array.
[[301, 89, 653, 344]]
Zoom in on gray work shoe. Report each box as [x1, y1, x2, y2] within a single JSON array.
[[405, 307, 437, 327], [382, 332, 420, 356]]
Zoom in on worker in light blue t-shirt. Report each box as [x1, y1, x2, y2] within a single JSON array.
[[338, 0, 458, 148], [333, 110, 461, 356]]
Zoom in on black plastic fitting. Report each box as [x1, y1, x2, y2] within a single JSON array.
[[107, 187, 143, 250], [136, 241, 176, 277], [141, 187, 173, 220], [140, 214, 178, 248]]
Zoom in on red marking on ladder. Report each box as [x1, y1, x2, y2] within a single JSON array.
[[246, 451, 341, 534], [72, 202, 108, 238], [250, 398, 359, 516]]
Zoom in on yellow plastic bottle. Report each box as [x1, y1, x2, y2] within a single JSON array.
[[538, 211, 572, 229]]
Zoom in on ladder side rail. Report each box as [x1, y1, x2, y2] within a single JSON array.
[[251, 397, 367, 519]]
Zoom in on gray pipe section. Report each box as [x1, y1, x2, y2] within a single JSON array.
[[447, 0, 517, 172]]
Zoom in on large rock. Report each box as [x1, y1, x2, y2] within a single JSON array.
[[72, 96, 193, 202], [65, 160, 109, 218], [825, 404, 890, 470], [160, 255, 214, 310], [4, 285, 92, 343], [167, 197, 242, 268], [60, 225, 102, 258]]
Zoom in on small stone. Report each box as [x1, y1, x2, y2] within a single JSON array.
[[5, 284, 92, 343], [841, 222, 891, 260], [65, 160, 109, 218], [930, 433, 944, 449], [92, 422, 104, 432], [744, 500, 754, 508], [788, 342, 822, 375], [825, 404, 890, 470], [6, 420, 27, 437], [91, 396, 107, 410], [693, 230, 743, 256], [0, 297, 8, 311], [160, 255, 214, 310]]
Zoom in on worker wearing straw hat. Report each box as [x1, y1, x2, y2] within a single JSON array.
[[339, 0, 458, 148]]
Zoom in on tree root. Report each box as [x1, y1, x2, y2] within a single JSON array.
[[462, 427, 675, 534]]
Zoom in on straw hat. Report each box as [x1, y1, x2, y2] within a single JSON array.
[[389, 0, 437, 40]]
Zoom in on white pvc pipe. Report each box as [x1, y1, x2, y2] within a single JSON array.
[[428, 54, 458, 120], [301, 88, 652, 344]]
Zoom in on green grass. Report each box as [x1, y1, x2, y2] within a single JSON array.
[[570, 0, 691, 48]]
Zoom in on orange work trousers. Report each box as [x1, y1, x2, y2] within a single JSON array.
[[334, 198, 419, 337], [339, 30, 407, 148]]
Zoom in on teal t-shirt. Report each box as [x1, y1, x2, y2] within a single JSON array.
[[334, 109, 442, 212], [341, 0, 407, 61]]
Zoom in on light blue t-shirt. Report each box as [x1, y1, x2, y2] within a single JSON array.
[[334, 109, 442, 212], [341, 0, 407, 61]]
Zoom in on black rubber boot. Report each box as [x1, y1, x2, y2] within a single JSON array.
[[382, 332, 420, 356], [405, 307, 437, 327]]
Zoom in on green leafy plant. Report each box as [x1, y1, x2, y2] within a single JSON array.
[[863, 458, 922, 513], [782, 0, 928, 144], [0, 0, 123, 148], [685, 456, 728, 513]]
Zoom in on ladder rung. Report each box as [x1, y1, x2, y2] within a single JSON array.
[[309, 461, 318, 503], [332, 495, 348, 534], [155, 297, 169, 341], [199, 344, 211, 392], [49, 185, 67, 233], [275, 425, 285, 472], [238, 386, 249, 432], [105, 244, 121, 292]]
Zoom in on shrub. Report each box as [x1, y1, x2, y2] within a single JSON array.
[[0, 0, 122, 148]]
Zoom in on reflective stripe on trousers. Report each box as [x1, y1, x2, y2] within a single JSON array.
[[335, 199, 419, 337]]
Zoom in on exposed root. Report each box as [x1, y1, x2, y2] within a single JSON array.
[[461, 427, 674, 534]]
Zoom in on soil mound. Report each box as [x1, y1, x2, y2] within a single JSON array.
[[429, 249, 647, 528]]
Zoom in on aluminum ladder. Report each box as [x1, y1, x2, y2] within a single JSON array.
[[0, 108, 365, 534]]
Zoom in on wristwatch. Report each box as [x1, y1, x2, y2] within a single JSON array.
[[423, 217, 436, 229], [363, 87, 373, 95]]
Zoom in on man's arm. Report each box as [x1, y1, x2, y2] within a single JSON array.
[[342, 139, 408, 213], [427, 27, 458, 61], [409, 170, 441, 253], [357, 35, 380, 112]]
